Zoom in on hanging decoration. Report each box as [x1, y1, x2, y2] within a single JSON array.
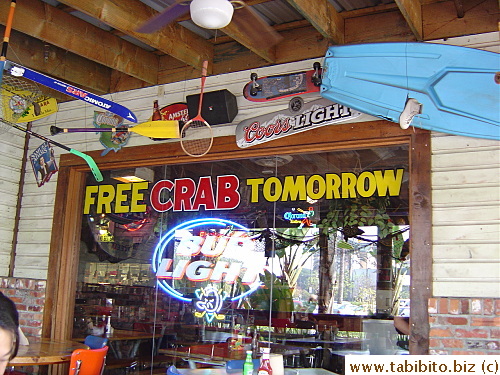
[[30, 141, 58, 187], [93, 111, 129, 156]]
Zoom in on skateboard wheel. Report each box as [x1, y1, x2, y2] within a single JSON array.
[[250, 72, 258, 80], [250, 87, 259, 96], [289, 97, 304, 113], [312, 62, 322, 86]]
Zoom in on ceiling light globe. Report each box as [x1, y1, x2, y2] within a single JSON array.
[[190, 0, 234, 29]]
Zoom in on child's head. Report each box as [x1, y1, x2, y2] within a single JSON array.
[[0, 293, 19, 374], [0, 326, 17, 374]]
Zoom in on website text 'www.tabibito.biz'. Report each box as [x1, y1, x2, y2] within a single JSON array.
[[345, 355, 499, 375]]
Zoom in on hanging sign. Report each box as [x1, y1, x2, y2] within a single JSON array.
[[235, 98, 362, 148], [30, 142, 58, 187], [93, 111, 130, 156], [159, 102, 189, 122], [152, 218, 265, 323], [16, 96, 58, 123], [283, 207, 317, 228]]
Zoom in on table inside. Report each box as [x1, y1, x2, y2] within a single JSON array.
[[8, 338, 89, 366]]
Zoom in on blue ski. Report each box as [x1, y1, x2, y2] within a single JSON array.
[[4, 61, 138, 123]]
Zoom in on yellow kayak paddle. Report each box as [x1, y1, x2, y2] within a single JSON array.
[[50, 120, 181, 139]]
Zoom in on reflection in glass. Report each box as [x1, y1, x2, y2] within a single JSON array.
[[74, 146, 410, 366]]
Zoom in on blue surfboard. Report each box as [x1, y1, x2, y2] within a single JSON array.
[[320, 42, 499, 140]]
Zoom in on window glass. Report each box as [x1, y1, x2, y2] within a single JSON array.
[[74, 146, 410, 363]]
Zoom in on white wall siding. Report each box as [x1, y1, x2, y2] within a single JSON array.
[[431, 133, 500, 297], [0, 131, 25, 275]]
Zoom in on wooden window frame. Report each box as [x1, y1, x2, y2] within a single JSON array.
[[43, 120, 431, 355]]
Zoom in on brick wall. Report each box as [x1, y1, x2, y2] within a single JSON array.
[[0, 277, 46, 338], [428, 297, 499, 354]]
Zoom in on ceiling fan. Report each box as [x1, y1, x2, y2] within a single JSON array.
[[137, 0, 283, 49]]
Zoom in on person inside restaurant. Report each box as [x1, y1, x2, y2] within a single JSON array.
[[0, 292, 20, 374]]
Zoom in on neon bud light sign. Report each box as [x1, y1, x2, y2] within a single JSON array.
[[152, 218, 264, 323]]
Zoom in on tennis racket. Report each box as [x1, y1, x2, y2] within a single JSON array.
[[180, 60, 213, 157]]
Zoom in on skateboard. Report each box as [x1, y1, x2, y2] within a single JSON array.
[[243, 62, 322, 102]]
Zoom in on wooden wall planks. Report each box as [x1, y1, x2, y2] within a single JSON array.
[[431, 133, 500, 298]]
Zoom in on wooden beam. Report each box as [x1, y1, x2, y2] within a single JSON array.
[[209, 20, 310, 45], [110, 70, 150, 94], [342, 3, 400, 18], [43, 166, 86, 345], [57, 0, 213, 71], [213, 26, 327, 76], [158, 55, 213, 86], [345, 0, 497, 44], [0, 0, 158, 85], [285, 0, 345, 44], [454, 0, 465, 18], [222, 13, 276, 62], [345, 10, 416, 44], [395, 0, 424, 40], [274, 26, 329, 64], [408, 131, 432, 354], [422, 0, 498, 40], [157, 26, 328, 84]]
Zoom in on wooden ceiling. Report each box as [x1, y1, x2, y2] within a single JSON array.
[[0, 0, 497, 101]]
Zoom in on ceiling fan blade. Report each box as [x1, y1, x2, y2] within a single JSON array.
[[136, 2, 190, 33], [229, 5, 283, 50]]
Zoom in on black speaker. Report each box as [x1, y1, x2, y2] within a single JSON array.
[[186, 89, 238, 125]]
